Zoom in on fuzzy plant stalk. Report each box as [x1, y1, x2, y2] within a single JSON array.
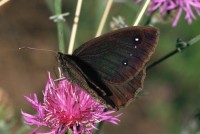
[[68, 0, 83, 55], [55, 0, 65, 53], [133, 0, 151, 26], [95, 0, 113, 37], [0, 0, 10, 7]]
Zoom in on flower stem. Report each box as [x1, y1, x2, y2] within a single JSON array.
[[95, 0, 113, 37], [54, 0, 65, 53], [95, 121, 104, 134], [68, 0, 83, 55], [147, 35, 200, 70], [65, 130, 73, 134], [133, 0, 151, 26]]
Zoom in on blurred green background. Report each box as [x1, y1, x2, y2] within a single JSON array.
[[0, 0, 200, 134]]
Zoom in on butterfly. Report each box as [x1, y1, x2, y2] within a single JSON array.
[[58, 26, 159, 110]]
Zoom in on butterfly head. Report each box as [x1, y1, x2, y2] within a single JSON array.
[[57, 52, 74, 80]]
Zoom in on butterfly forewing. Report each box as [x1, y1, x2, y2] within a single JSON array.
[[73, 26, 158, 83]]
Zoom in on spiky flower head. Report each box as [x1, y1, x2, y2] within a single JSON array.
[[21, 73, 121, 134], [135, 0, 200, 26]]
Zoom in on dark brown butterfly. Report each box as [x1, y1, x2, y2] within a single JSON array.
[[58, 26, 159, 110]]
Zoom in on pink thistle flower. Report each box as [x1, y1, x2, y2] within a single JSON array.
[[135, 0, 200, 26], [21, 73, 121, 134]]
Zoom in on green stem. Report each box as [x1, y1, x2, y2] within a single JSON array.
[[94, 108, 108, 134], [55, 0, 65, 53], [147, 35, 200, 70], [66, 130, 73, 134], [144, 15, 152, 25], [188, 35, 200, 45], [94, 121, 104, 134]]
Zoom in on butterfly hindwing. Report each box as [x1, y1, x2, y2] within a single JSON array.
[[104, 69, 146, 108]]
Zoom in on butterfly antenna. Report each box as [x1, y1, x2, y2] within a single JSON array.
[[19, 46, 57, 54]]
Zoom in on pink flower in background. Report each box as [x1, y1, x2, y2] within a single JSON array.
[[21, 73, 121, 134], [135, 0, 200, 26]]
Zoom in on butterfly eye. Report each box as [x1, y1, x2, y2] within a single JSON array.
[[122, 59, 128, 66]]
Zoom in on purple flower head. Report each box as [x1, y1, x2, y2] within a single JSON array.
[[21, 73, 121, 134], [135, 0, 200, 26]]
